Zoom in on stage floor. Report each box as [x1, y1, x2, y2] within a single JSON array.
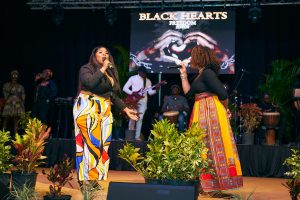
[[34, 169, 290, 200]]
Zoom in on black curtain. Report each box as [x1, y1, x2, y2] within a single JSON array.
[[44, 139, 292, 177]]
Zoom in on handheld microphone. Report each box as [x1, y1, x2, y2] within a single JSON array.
[[240, 68, 249, 74], [103, 57, 114, 69], [108, 63, 114, 69], [167, 65, 182, 69]]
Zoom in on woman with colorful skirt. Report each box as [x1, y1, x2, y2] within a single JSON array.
[[73, 46, 138, 186], [179, 45, 243, 193]]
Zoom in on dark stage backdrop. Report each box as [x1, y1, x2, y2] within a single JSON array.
[[1, 2, 300, 131]]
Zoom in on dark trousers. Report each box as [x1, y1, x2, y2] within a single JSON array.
[[32, 100, 50, 125]]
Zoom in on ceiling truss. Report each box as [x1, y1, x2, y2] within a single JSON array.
[[27, 0, 300, 10]]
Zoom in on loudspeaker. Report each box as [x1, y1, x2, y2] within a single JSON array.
[[107, 182, 196, 200]]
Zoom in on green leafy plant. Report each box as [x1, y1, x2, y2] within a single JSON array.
[[12, 118, 51, 174], [119, 119, 211, 181], [239, 103, 262, 133], [42, 154, 74, 198], [10, 181, 37, 200], [0, 130, 12, 173], [259, 59, 300, 140], [229, 189, 256, 200], [19, 111, 32, 131], [111, 45, 135, 127], [81, 181, 103, 200], [283, 149, 300, 200]]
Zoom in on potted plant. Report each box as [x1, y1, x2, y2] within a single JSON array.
[[9, 181, 37, 200], [0, 130, 12, 200], [119, 119, 210, 198], [239, 103, 262, 145], [259, 59, 300, 142], [81, 181, 103, 200], [11, 118, 51, 189], [42, 154, 74, 200], [282, 149, 300, 200]]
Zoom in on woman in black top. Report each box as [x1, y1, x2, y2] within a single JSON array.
[[73, 46, 138, 186], [179, 45, 243, 192]]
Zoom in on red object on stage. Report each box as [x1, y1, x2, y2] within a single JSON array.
[[229, 166, 237, 177], [201, 173, 212, 180]]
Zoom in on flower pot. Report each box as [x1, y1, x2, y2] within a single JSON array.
[[242, 132, 254, 145], [43, 195, 71, 200], [11, 171, 38, 189], [0, 173, 11, 200]]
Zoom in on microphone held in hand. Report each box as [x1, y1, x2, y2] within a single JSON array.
[[167, 65, 182, 69], [108, 63, 114, 69]]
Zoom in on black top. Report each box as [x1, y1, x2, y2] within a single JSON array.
[[186, 68, 228, 100], [35, 79, 57, 102], [79, 63, 126, 111], [258, 101, 276, 112]]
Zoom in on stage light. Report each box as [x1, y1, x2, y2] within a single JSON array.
[[248, 7, 261, 23], [105, 6, 117, 26], [248, 0, 261, 23], [52, 4, 64, 25]]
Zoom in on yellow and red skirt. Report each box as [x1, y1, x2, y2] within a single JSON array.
[[73, 91, 113, 181], [189, 93, 243, 191]]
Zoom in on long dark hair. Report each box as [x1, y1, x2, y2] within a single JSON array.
[[89, 46, 121, 91], [76, 46, 121, 96], [190, 45, 220, 75]]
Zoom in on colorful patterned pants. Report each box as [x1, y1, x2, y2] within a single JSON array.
[[73, 93, 113, 181], [189, 95, 243, 191]]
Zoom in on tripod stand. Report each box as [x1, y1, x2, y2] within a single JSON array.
[[229, 69, 248, 143]]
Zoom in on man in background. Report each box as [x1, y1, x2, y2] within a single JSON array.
[[123, 66, 159, 141], [158, 84, 190, 132], [32, 68, 57, 125]]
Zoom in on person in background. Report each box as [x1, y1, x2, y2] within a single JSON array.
[[179, 45, 243, 194], [73, 46, 138, 187], [158, 84, 190, 132], [123, 66, 159, 141], [2, 70, 25, 133], [258, 92, 276, 113], [32, 68, 57, 125]]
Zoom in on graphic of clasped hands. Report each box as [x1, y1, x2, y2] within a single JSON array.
[[130, 30, 229, 69]]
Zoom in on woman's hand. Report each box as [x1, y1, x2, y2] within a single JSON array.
[[226, 108, 232, 119], [100, 59, 110, 73], [179, 62, 187, 74], [124, 107, 139, 121]]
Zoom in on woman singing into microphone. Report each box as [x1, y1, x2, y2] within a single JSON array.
[[73, 46, 138, 187], [179, 45, 243, 195]]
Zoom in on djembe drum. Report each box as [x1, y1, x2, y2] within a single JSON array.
[[262, 112, 280, 145], [163, 111, 179, 124]]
